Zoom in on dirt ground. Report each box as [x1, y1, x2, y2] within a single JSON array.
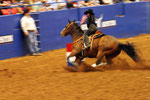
[[0, 34, 150, 100]]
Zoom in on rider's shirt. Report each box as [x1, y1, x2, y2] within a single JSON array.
[[86, 15, 97, 28], [80, 14, 97, 28]]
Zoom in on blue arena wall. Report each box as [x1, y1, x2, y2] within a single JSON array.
[[0, 1, 150, 60]]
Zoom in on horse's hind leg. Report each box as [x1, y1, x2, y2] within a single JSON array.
[[105, 56, 113, 65], [92, 50, 107, 67], [105, 49, 121, 65]]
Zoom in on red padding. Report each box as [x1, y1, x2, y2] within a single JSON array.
[[66, 43, 72, 52]]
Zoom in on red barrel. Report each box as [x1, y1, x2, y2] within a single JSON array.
[[66, 43, 76, 66]]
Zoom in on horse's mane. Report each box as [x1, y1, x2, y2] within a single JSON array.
[[74, 22, 84, 35]]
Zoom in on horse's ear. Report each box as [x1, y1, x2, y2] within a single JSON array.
[[68, 19, 71, 23]]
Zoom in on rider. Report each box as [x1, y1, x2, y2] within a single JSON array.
[[80, 9, 98, 49]]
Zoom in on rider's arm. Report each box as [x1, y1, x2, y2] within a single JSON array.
[[80, 15, 87, 25]]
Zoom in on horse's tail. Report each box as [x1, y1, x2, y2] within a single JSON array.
[[119, 42, 140, 62]]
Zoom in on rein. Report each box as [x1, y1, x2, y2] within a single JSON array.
[[71, 24, 84, 45], [72, 36, 83, 45]]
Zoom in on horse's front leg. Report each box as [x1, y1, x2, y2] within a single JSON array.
[[67, 49, 80, 66], [75, 56, 84, 65]]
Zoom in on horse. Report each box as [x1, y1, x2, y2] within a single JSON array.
[[61, 20, 140, 68]]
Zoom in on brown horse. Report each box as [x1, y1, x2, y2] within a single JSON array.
[[61, 20, 140, 68]]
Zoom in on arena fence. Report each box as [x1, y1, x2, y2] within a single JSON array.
[[0, 1, 150, 60]]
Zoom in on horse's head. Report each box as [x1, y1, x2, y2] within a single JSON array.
[[61, 20, 76, 37]]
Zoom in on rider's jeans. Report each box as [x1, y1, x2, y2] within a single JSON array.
[[84, 24, 98, 46]]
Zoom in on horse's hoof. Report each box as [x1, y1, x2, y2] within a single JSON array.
[[91, 62, 107, 67], [91, 63, 97, 67], [98, 62, 107, 66]]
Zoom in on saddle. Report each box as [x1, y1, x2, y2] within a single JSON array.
[[89, 30, 105, 40], [83, 30, 105, 50]]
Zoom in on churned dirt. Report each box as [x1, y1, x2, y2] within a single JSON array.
[[0, 34, 150, 100]]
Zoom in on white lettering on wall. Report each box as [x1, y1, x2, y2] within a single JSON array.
[[0, 35, 13, 44], [80, 24, 88, 31], [102, 20, 116, 28], [80, 14, 117, 30]]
